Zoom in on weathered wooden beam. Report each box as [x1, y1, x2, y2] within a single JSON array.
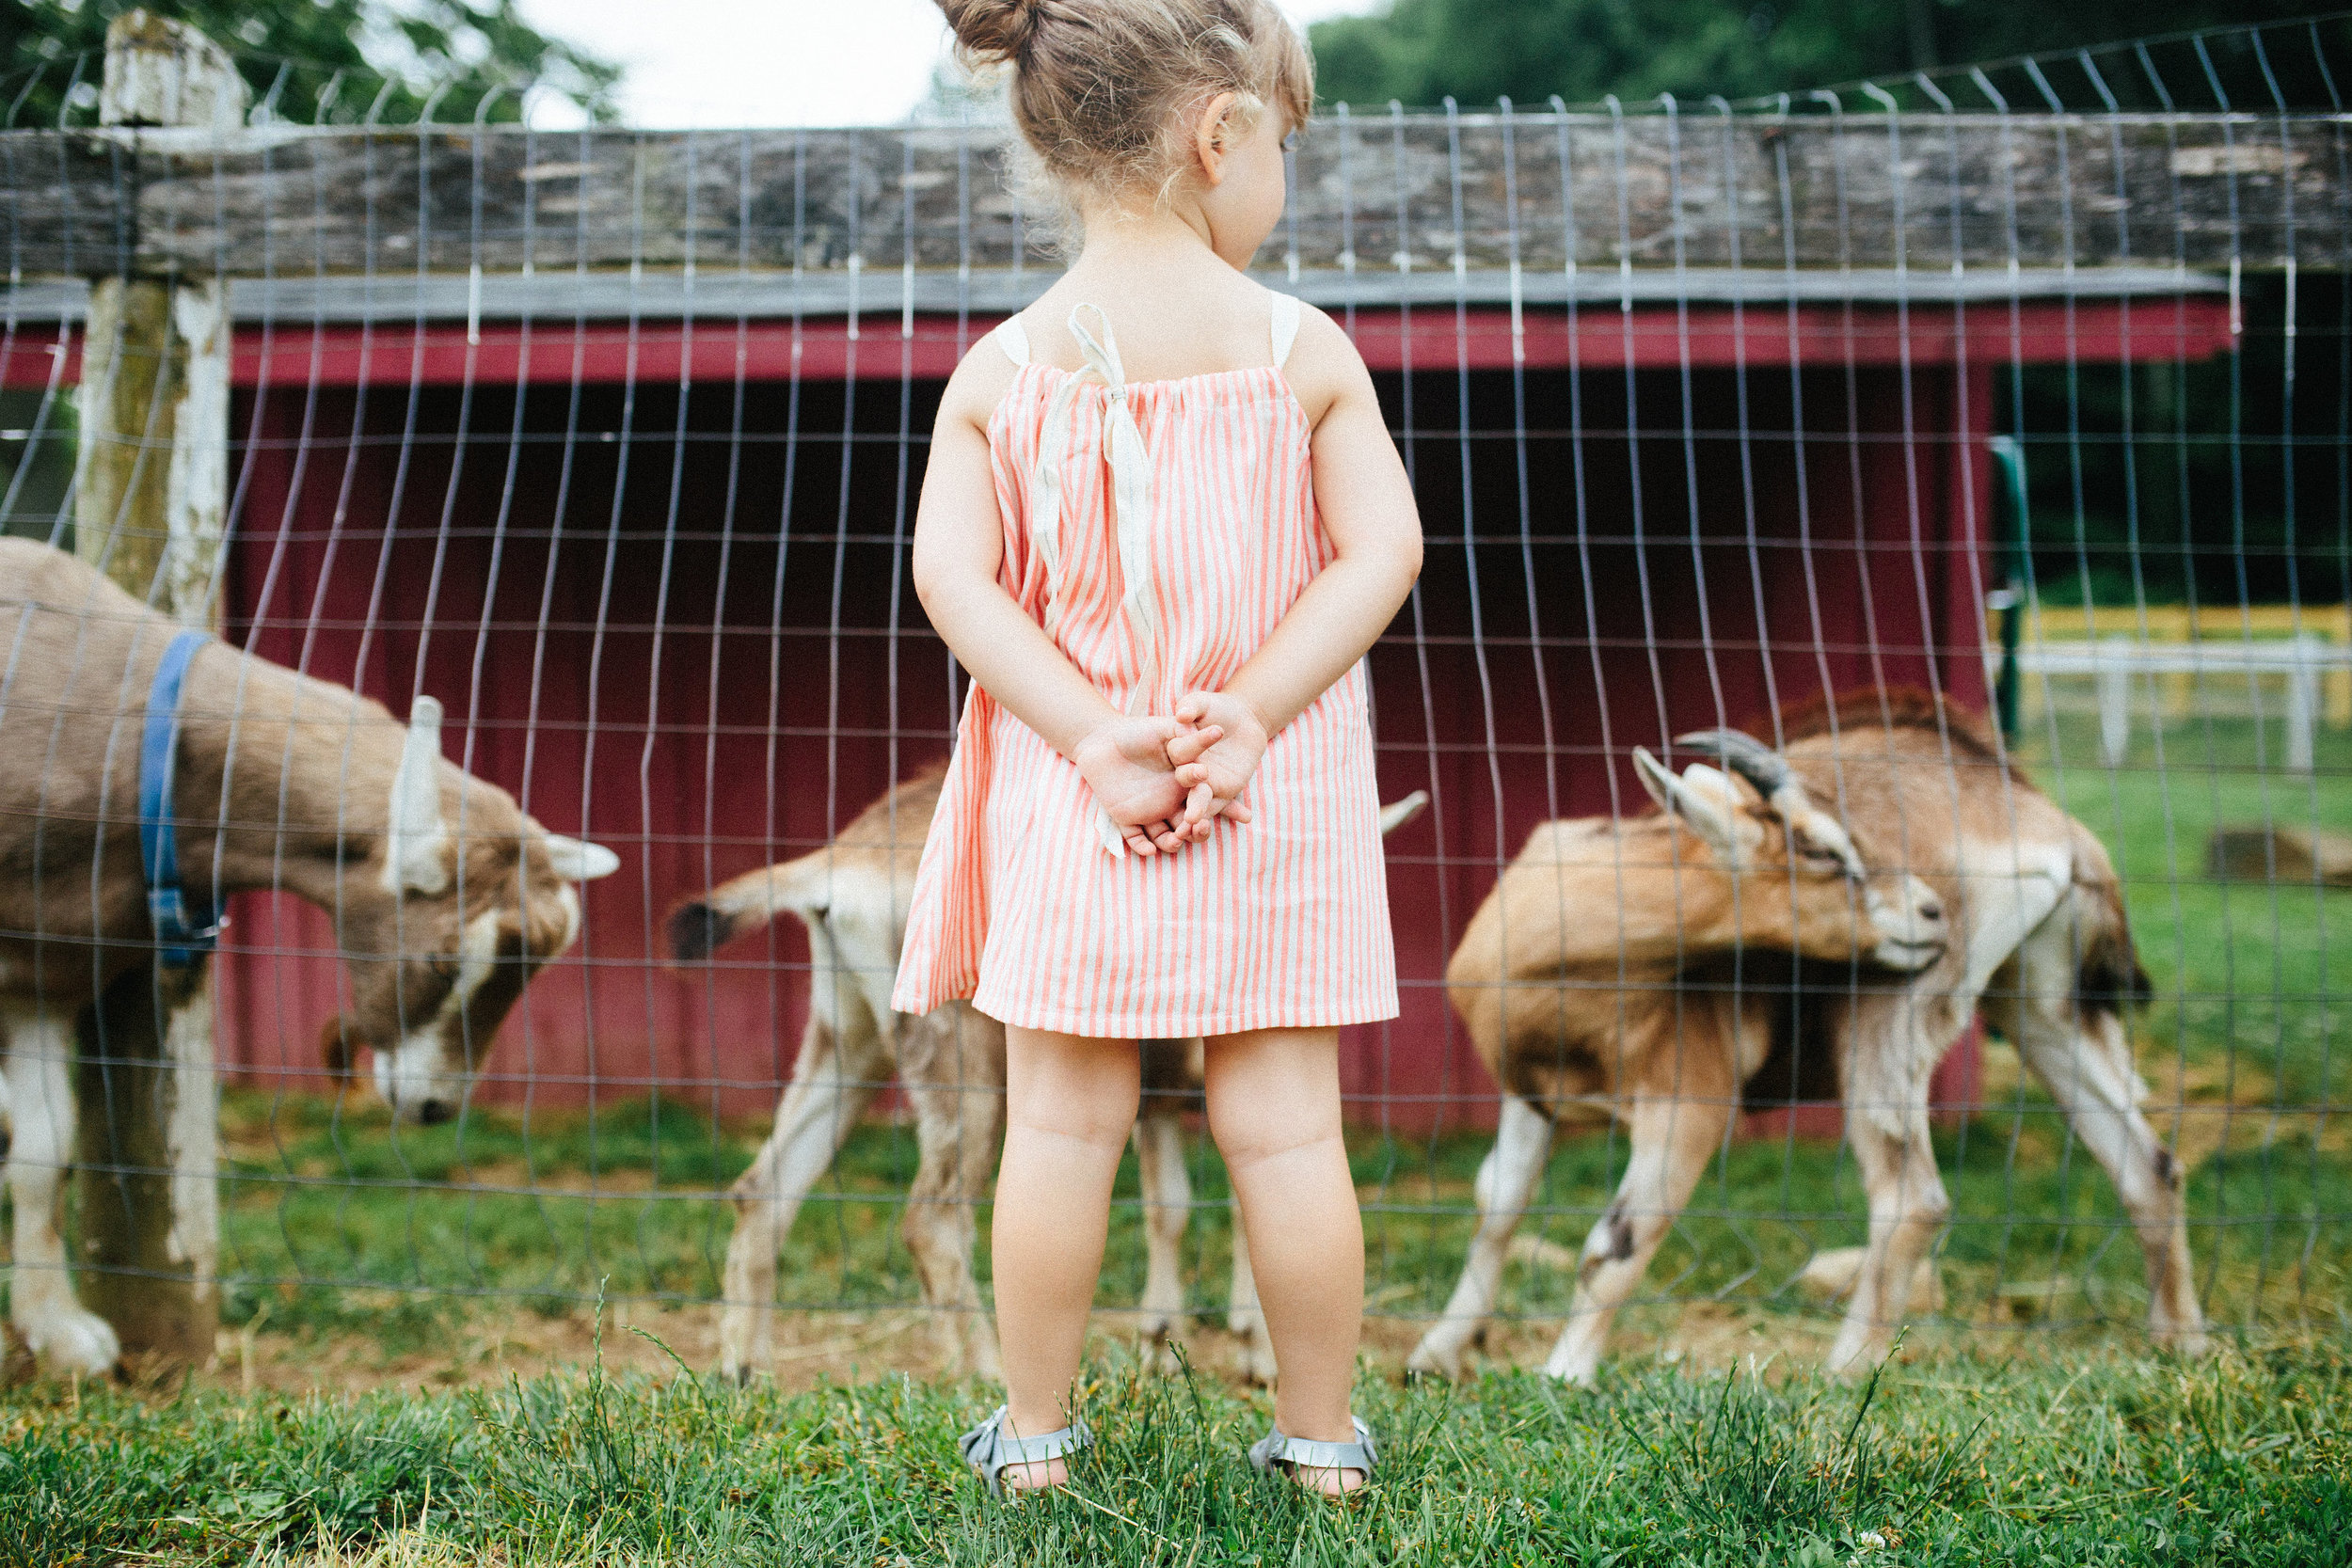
[[68, 8, 235, 1380], [0, 111, 2344, 282], [0, 261, 2235, 330]]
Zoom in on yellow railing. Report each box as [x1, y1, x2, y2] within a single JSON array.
[[1988, 602, 2352, 727]]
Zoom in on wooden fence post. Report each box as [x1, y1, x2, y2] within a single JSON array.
[[69, 8, 244, 1376]]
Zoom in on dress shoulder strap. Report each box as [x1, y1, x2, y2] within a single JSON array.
[[993, 315, 1033, 368], [1268, 291, 1302, 369]]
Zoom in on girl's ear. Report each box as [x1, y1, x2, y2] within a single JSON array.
[[1193, 89, 1241, 185]]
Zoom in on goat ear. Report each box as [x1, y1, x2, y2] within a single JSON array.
[[1633, 748, 1754, 866], [541, 833, 621, 882], [384, 696, 452, 895], [1631, 746, 1679, 814]]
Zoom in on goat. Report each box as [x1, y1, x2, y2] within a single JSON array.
[[671, 770, 1427, 1385], [1406, 735, 1949, 1381], [0, 541, 619, 1373], [1409, 693, 2206, 1383]]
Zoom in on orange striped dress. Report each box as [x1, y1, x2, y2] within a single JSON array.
[[891, 291, 1397, 1038]]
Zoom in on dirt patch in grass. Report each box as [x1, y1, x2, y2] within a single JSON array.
[[199, 1300, 949, 1399], [175, 1289, 2185, 1406]]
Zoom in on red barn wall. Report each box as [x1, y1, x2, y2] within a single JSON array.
[[1359, 357, 1994, 1132], [206, 348, 1994, 1133]]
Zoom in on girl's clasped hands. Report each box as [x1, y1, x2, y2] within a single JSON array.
[[1070, 690, 1266, 857]]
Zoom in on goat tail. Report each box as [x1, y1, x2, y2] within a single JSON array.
[[2072, 830, 2153, 1022], [320, 1014, 359, 1078], [1377, 789, 1430, 838], [665, 852, 829, 962]]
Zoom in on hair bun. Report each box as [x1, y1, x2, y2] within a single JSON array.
[[937, 0, 1044, 61]]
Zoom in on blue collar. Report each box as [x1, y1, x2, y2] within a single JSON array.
[[140, 628, 223, 968]]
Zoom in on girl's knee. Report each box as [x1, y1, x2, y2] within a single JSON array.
[[1007, 1071, 1141, 1150], [1208, 1095, 1342, 1171], [1203, 1033, 1340, 1156], [1010, 1101, 1139, 1153]]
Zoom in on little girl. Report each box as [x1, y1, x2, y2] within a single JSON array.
[[895, 0, 1422, 1499]]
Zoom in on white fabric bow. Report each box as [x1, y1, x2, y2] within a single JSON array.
[[1032, 304, 1162, 856]]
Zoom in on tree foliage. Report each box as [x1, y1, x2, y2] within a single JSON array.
[[1308, 0, 2337, 109], [0, 0, 618, 127]]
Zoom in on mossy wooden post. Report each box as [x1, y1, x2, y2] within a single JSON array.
[[69, 9, 244, 1376]]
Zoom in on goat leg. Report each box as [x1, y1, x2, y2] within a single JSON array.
[[1408, 1095, 1554, 1380], [718, 1014, 880, 1385], [1131, 1109, 1192, 1371], [1545, 1087, 1733, 1384], [1224, 1197, 1277, 1385], [3, 1006, 121, 1374], [2001, 934, 2211, 1357], [1828, 1095, 1950, 1378], [895, 1002, 1007, 1380]]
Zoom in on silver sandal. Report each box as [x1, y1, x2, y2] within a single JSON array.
[[1248, 1416, 1378, 1491], [958, 1404, 1093, 1497]]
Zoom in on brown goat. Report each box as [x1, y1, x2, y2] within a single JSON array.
[[671, 770, 1427, 1385], [1409, 695, 2206, 1382], [0, 541, 617, 1373]]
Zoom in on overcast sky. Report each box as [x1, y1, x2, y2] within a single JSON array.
[[514, 0, 1380, 129]]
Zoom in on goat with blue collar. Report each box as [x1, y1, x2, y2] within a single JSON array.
[[0, 539, 620, 1375]]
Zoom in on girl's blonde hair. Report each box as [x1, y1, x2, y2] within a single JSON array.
[[936, 0, 1312, 217]]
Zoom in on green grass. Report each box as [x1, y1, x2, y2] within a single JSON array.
[[5, 1338, 2348, 1566]]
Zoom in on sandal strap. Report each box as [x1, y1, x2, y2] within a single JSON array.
[[959, 1405, 1093, 1495], [1249, 1416, 1378, 1477]]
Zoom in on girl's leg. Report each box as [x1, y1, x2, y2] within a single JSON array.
[[992, 1023, 1140, 1487], [1203, 1026, 1366, 1492]]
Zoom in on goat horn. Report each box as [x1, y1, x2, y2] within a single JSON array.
[[1670, 729, 1794, 799]]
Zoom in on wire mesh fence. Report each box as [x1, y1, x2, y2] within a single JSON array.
[[0, 12, 2347, 1386]]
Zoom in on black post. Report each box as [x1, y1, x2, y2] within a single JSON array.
[[1989, 435, 2028, 739]]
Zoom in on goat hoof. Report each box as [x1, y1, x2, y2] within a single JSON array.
[[1822, 1345, 1884, 1382], [1403, 1351, 1456, 1382], [1540, 1364, 1600, 1389], [1405, 1335, 1468, 1382], [2156, 1324, 2216, 1359], [24, 1307, 120, 1375], [1135, 1317, 1182, 1374], [1538, 1342, 1601, 1386]]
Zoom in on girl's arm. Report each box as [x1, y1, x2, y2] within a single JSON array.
[[1170, 306, 1422, 830], [912, 346, 1206, 855]]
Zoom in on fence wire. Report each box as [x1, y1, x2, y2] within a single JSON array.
[[0, 14, 2348, 1383]]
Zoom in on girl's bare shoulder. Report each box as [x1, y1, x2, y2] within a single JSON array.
[[1279, 300, 1375, 428], [937, 325, 1027, 433]]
